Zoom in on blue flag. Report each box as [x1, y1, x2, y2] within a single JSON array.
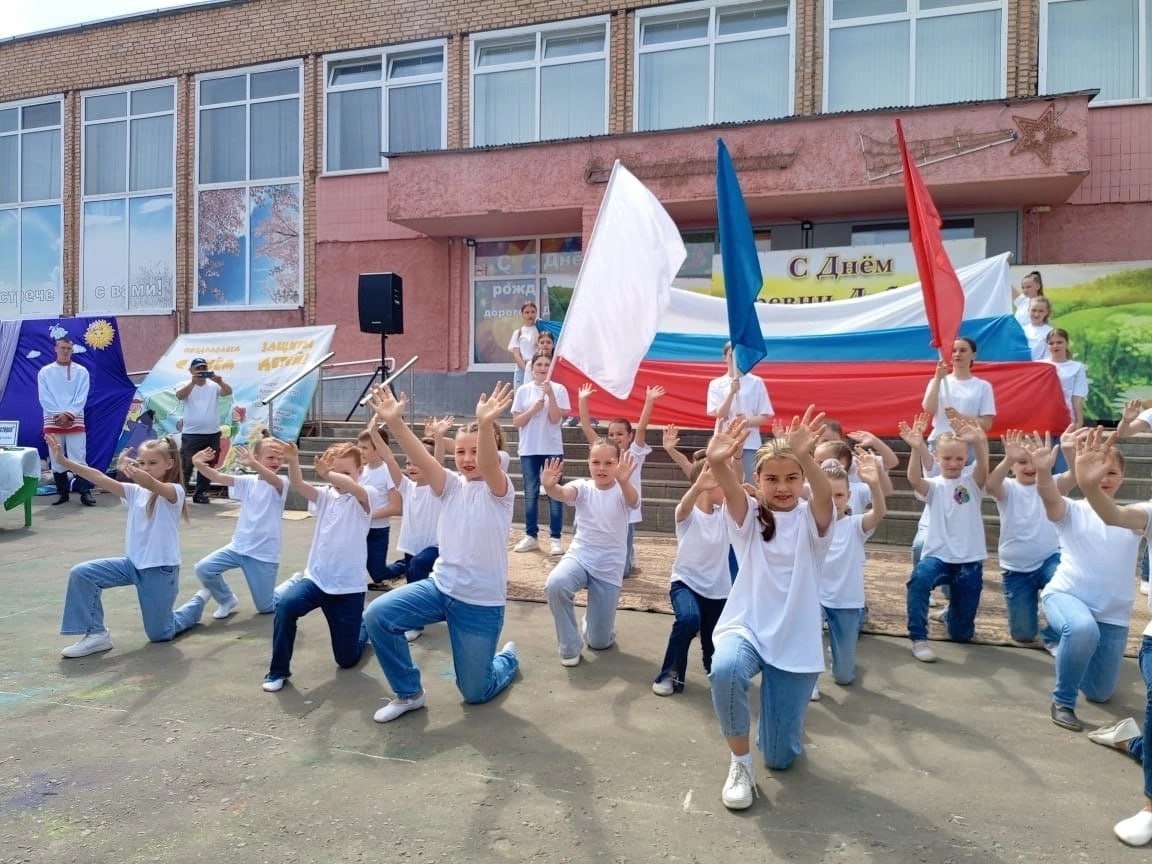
[[716, 138, 766, 375]]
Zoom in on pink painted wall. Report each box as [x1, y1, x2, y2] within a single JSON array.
[[116, 309, 305, 373], [1034, 202, 1152, 264], [1069, 105, 1152, 205]]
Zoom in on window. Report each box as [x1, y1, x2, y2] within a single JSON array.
[[636, 1, 793, 131], [1042, 0, 1152, 103], [325, 41, 447, 172], [81, 82, 176, 315], [673, 229, 771, 290], [472, 20, 608, 146], [850, 218, 975, 245], [471, 236, 583, 365], [196, 62, 302, 308], [0, 96, 63, 318], [825, 0, 1005, 113]]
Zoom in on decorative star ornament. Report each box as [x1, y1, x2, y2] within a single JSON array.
[[1010, 104, 1076, 166]]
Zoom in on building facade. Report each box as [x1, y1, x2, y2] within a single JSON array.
[[0, 0, 1149, 390]]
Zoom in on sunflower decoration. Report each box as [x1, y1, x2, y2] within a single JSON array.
[[84, 319, 116, 350]]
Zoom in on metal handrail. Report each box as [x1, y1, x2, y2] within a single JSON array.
[[358, 355, 418, 406], [261, 351, 334, 434], [323, 358, 394, 372]]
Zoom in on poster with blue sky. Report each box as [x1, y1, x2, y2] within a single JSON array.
[[81, 194, 175, 314], [0, 204, 62, 318]]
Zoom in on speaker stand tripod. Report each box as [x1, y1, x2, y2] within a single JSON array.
[[347, 331, 393, 421]]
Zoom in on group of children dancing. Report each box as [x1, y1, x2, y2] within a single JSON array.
[[46, 345, 1152, 836]]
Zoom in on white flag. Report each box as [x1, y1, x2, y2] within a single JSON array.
[[553, 161, 686, 399]]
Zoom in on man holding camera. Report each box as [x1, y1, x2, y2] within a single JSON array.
[[175, 358, 233, 504]]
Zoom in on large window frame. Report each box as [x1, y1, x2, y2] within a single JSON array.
[[80, 80, 177, 315], [823, 0, 1008, 113], [323, 40, 448, 174], [0, 94, 64, 319], [1040, 0, 1152, 105], [194, 60, 304, 310], [470, 17, 611, 147], [634, 0, 795, 132]]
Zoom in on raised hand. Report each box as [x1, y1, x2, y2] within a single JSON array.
[[934, 360, 949, 380], [1002, 429, 1028, 462], [369, 386, 407, 423], [279, 441, 300, 465], [578, 383, 595, 401], [910, 411, 931, 437], [785, 404, 826, 455], [897, 418, 924, 448], [234, 445, 258, 469], [616, 449, 637, 482], [541, 457, 564, 487], [645, 384, 666, 403], [314, 451, 333, 479], [706, 417, 749, 464], [477, 381, 514, 425], [855, 451, 881, 486], [662, 424, 681, 450], [1020, 431, 1057, 472], [1121, 399, 1142, 427], [696, 463, 719, 491], [1074, 426, 1116, 488], [954, 419, 987, 445], [192, 447, 216, 466], [424, 415, 455, 439], [44, 433, 64, 460], [729, 375, 741, 393], [770, 418, 787, 440], [847, 429, 879, 449]]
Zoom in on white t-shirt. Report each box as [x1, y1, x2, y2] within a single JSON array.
[[1013, 294, 1031, 325], [511, 381, 570, 456], [181, 380, 222, 434], [227, 474, 289, 563], [706, 373, 773, 451], [1046, 359, 1088, 424], [671, 504, 732, 600], [395, 474, 441, 555], [819, 514, 872, 609], [122, 483, 184, 569], [507, 325, 539, 365], [305, 485, 378, 594], [1139, 407, 1152, 430], [925, 375, 996, 440], [431, 470, 514, 606], [1042, 500, 1152, 627], [917, 471, 986, 563], [627, 441, 651, 525], [1022, 322, 1053, 361], [563, 479, 631, 586], [848, 480, 872, 515], [994, 478, 1059, 573], [360, 463, 397, 530], [714, 498, 832, 673]]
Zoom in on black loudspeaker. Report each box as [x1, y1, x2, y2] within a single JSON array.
[[358, 273, 404, 334]]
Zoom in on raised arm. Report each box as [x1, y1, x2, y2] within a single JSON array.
[[324, 468, 371, 513], [1021, 432, 1067, 523], [985, 429, 1025, 501], [921, 362, 947, 415], [956, 422, 990, 488], [1118, 399, 1151, 438], [370, 423, 404, 487], [370, 387, 446, 495], [706, 417, 751, 525], [633, 385, 664, 446], [787, 406, 833, 536], [476, 382, 514, 496], [45, 434, 125, 498], [214, 373, 233, 398], [848, 429, 899, 471], [576, 383, 599, 445], [615, 449, 640, 509], [540, 457, 578, 505], [191, 447, 235, 487], [898, 418, 930, 497], [280, 441, 319, 503], [1076, 428, 1151, 532], [424, 416, 455, 467], [675, 464, 716, 523], [662, 424, 694, 478], [856, 453, 888, 534]]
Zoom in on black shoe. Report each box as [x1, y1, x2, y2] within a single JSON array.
[[366, 581, 391, 592], [51, 472, 70, 505], [192, 493, 211, 504], [79, 490, 96, 507], [1051, 703, 1083, 731]]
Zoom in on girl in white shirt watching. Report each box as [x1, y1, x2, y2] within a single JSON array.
[[1022, 296, 1054, 361], [507, 301, 539, 391], [922, 337, 997, 450], [540, 441, 638, 667], [511, 352, 571, 555], [53, 435, 209, 658], [705, 407, 834, 812]]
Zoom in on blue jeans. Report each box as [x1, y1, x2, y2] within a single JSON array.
[[512, 367, 525, 391], [520, 454, 563, 540], [385, 546, 439, 583], [1001, 552, 1060, 643], [1041, 590, 1128, 709], [1122, 636, 1152, 798], [545, 557, 620, 659], [195, 546, 278, 613], [366, 526, 391, 584], [656, 581, 727, 692], [906, 557, 983, 643], [709, 634, 819, 770], [823, 606, 865, 685], [911, 521, 926, 568], [1142, 542, 1150, 582], [624, 523, 636, 574], [61, 557, 205, 641], [741, 449, 757, 484], [267, 578, 365, 681], [362, 578, 518, 703]]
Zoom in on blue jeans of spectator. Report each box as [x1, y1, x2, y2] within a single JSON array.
[[823, 606, 865, 685], [385, 546, 439, 583], [366, 526, 391, 584], [656, 581, 727, 692], [906, 557, 983, 643], [267, 578, 365, 681], [363, 577, 517, 703], [512, 367, 525, 391], [1120, 636, 1152, 799], [1041, 589, 1128, 710], [520, 454, 563, 540], [1001, 552, 1060, 643], [61, 557, 205, 641], [625, 523, 636, 574], [710, 634, 818, 770], [1141, 540, 1150, 583], [195, 546, 278, 613]]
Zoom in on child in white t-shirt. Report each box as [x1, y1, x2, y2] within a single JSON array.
[[190, 438, 289, 619], [357, 423, 402, 588], [540, 441, 638, 666], [901, 420, 989, 664], [507, 301, 539, 391], [511, 352, 571, 554], [706, 408, 834, 812], [362, 384, 520, 723], [1022, 296, 1054, 361], [577, 383, 662, 575], [262, 441, 379, 693], [652, 451, 732, 696], [815, 453, 887, 694], [53, 435, 208, 658]]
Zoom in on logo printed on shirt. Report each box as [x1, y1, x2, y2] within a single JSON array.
[[953, 485, 972, 505]]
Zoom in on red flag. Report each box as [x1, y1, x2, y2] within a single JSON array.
[[896, 119, 965, 351]]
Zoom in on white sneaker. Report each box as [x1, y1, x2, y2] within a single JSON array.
[[274, 572, 304, 599], [1088, 717, 1141, 748], [810, 683, 821, 702], [1115, 809, 1152, 846], [373, 691, 427, 723], [928, 605, 949, 623], [652, 677, 674, 697], [502, 641, 518, 660], [721, 760, 755, 810], [911, 641, 937, 663], [560, 655, 581, 667], [549, 538, 563, 556], [404, 629, 423, 642], [513, 536, 538, 553], [213, 594, 239, 620], [61, 630, 113, 658], [1043, 641, 1059, 658], [261, 676, 286, 692]]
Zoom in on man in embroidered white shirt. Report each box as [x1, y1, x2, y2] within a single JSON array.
[[37, 335, 94, 507]]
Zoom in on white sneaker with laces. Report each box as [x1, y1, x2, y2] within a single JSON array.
[[1088, 717, 1141, 748], [549, 538, 563, 556], [261, 676, 286, 692], [652, 677, 674, 697], [374, 691, 427, 723], [911, 641, 937, 663], [721, 760, 756, 810], [513, 536, 538, 553], [213, 594, 240, 620], [404, 629, 423, 642], [61, 630, 114, 658]]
